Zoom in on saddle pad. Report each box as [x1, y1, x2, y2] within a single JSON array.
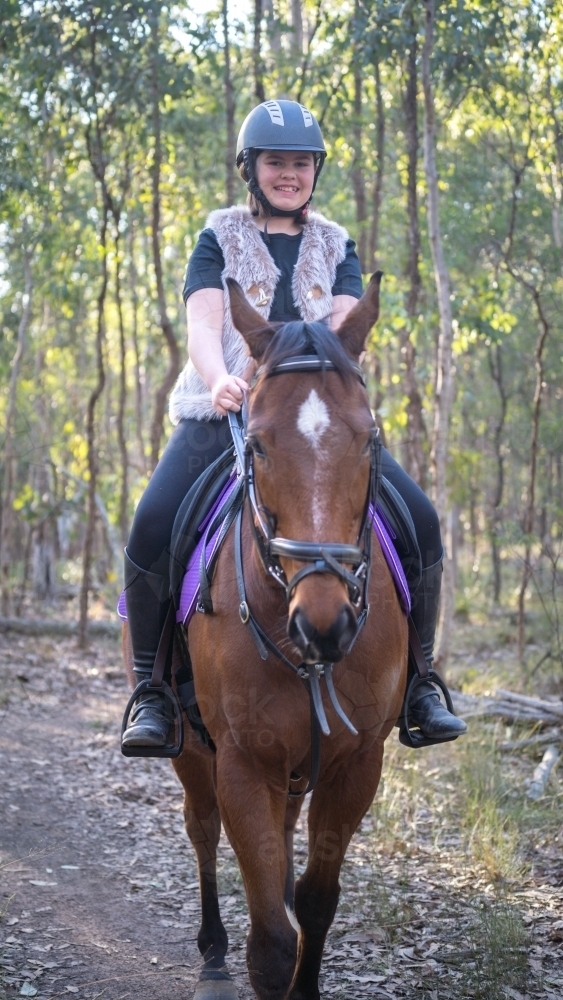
[[117, 492, 411, 626]]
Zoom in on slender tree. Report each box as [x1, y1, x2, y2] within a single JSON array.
[[487, 343, 508, 604], [421, 0, 456, 673], [350, 0, 367, 271], [254, 0, 266, 102], [78, 117, 109, 647], [0, 248, 33, 614], [148, 9, 180, 472], [368, 54, 385, 269], [114, 222, 129, 545], [223, 0, 236, 206], [399, 20, 427, 488]]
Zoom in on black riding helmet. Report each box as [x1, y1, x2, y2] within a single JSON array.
[[236, 100, 326, 218]]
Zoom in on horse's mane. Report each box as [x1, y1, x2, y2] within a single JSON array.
[[259, 319, 357, 386]]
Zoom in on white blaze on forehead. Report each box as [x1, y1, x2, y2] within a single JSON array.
[[297, 389, 330, 448]]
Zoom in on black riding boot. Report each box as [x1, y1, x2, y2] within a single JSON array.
[[121, 550, 171, 749], [406, 558, 467, 740]]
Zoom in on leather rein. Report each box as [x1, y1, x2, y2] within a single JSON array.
[[228, 354, 382, 796]]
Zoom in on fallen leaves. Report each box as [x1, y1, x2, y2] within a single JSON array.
[[2, 630, 563, 1000], [19, 983, 37, 996]]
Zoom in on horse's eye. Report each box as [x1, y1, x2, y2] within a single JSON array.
[[249, 437, 267, 459]]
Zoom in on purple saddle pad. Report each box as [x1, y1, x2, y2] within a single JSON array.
[[117, 487, 411, 626]]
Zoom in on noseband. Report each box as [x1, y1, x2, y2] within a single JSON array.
[[229, 354, 381, 623]]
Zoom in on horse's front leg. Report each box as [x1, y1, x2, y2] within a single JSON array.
[[284, 794, 303, 912], [216, 747, 298, 1000], [287, 743, 385, 1000], [173, 746, 235, 999]]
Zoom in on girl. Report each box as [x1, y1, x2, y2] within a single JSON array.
[[122, 99, 466, 749]]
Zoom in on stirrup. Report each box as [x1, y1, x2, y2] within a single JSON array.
[[121, 678, 184, 758], [398, 669, 461, 749]]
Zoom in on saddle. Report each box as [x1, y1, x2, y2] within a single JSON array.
[[117, 452, 418, 629], [118, 441, 444, 756]]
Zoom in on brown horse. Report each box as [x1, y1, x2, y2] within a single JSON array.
[[124, 274, 407, 1000]]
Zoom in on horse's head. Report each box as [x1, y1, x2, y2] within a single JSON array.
[[227, 274, 382, 664]]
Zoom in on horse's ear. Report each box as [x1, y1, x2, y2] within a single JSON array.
[[335, 271, 383, 358], [226, 278, 277, 360]]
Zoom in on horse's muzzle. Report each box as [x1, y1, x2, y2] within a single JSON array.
[[288, 605, 357, 663]]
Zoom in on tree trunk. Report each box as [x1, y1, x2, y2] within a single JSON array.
[[295, 0, 322, 104], [399, 28, 427, 489], [33, 520, 55, 601], [487, 343, 507, 605], [223, 0, 236, 206], [264, 0, 281, 55], [291, 0, 303, 57], [350, 3, 367, 271], [148, 12, 181, 472], [114, 228, 129, 545], [15, 521, 34, 617], [500, 159, 550, 659], [517, 295, 549, 661], [421, 0, 456, 675], [78, 206, 108, 648], [371, 353, 387, 448], [254, 0, 266, 102], [127, 220, 147, 476], [0, 250, 33, 615], [368, 54, 385, 269]]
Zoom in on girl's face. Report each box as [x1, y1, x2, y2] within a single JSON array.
[[255, 150, 315, 212]]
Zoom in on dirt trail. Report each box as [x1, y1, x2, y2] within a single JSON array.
[[1, 629, 563, 1000]]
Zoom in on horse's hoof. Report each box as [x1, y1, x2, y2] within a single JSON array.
[[194, 969, 238, 1000]]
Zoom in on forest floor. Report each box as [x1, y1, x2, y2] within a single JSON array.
[[1, 613, 562, 1000]]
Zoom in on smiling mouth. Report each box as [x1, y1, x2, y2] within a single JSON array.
[[274, 186, 299, 193]]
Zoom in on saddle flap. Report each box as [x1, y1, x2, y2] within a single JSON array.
[[169, 446, 236, 600], [377, 476, 422, 594]]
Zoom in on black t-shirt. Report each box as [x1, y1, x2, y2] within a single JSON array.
[[182, 227, 363, 323]]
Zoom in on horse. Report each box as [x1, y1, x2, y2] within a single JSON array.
[[124, 273, 407, 1000]]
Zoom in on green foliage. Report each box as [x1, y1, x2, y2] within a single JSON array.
[[0, 0, 561, 631]]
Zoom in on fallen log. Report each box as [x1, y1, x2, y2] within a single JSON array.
[[499, 731, 563, 752], [527, 745, 560, 799], [450, 691, 563, 727], [495, 689, 563, 719], [0, 616, 121, 638]]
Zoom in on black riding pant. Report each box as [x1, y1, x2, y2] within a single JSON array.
[[127, 417, 442, 576]]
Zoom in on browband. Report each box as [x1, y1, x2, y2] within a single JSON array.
[[253, 354, 366, 387]]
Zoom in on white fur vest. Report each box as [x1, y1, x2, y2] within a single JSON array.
[[168, 205, 349, 423]]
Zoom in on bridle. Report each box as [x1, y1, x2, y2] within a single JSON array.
[[229, 353, 382, 637], [227, 355, 382, 794]]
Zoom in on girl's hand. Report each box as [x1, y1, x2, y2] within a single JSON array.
[[211, 374, 249, 415]]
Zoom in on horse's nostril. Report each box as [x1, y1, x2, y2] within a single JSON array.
[[334, 605, 358, 653], [288, 606, 358, 662], [288, 608, 314, 652]]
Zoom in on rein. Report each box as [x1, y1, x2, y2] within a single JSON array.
[[228, 354, 382, 795]]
